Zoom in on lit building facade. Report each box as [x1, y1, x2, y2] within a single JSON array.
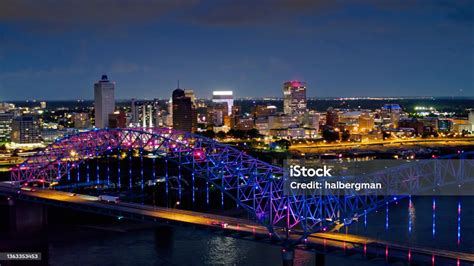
[[253, 105, 277, 118], [73, 113, 91, 129], [185, 89, 196, 104], [94, 75, 115, 128], [358, 112, 375, 132], [326, 107, 340, 127], [108, 111, 127, 128], [0, 112, 14, 142], [212, 91, 233, 116], [469, 110, 474, 131], [381, 104, 402, 128], [283, 81, 307, 114], [11, 115, 41, 144], [131, 99, 160, 128]]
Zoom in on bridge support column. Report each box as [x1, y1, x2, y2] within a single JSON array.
[[281, 248, 294, 266], [315, 253, 325, 266], [9, 200, 48, 233]]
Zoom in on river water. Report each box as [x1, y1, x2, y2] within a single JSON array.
[[1, 196, 472, 266]]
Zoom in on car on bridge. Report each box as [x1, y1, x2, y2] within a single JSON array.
[[22, 179, 57, 189], [211, 221, 229, 229], [19, 186, 36, 192], [98, 195, 120, 203]]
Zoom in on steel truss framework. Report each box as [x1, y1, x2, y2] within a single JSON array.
[[10, 128, 474, 239]]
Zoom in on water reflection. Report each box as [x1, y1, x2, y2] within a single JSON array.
[[408, 196, 416, 235], [206, 237, 239, 265]]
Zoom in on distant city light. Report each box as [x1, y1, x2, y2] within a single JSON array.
[[212, 91, 233, 96]]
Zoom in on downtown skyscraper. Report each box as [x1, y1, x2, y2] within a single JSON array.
[[283, 81, 307, 115], [172, 88, 196, 132], [212, 91, 234, 116], [94, 75, 115, 128]]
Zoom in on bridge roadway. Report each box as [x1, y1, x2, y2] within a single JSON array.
[[1, 182, 473, 265]]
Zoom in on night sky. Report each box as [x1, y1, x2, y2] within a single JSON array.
[[0, 0, 472, 100]]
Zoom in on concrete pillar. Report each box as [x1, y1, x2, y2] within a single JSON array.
[[281, 248, 294, 266]]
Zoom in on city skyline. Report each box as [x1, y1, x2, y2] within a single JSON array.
[[0, 1, 472, 100]]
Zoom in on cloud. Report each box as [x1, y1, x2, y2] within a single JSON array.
[[109, 61, 157, 74], [188, 0, 337, 26], [0, 63, 159, 81], [0, 66, 87, 79], [440, 1, 474, 23], [0, 0, 197, 26], [0, 0, 470, 33], [367, 0, 473, 23]]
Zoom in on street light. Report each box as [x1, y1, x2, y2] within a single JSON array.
[[174, 201, 180, 208]]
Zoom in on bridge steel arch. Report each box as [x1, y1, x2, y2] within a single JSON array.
[[10, 128, 474, 239]]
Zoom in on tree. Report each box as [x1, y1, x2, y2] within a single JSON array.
[[201, 129, 216, 139], [421, 131, 430, 138], [461, 129, 469, 137], [382, 131, 391, 140], [273, 139, 290, 150], [228, 129, 245, 139], [341, 130, 351, 142], [322, 128, 340, 142], [216, 131, 226, 139], [247, 128, 261, 139]]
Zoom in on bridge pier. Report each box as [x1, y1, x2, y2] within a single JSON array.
[[281, 248, 294, 266], [8, 199, 48, 233]]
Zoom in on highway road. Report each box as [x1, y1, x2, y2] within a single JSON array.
[[1, 182, 473, 265], [290, 137, 474, 152]]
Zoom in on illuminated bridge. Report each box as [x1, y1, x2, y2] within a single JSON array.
[[3, 128, 474, 265]]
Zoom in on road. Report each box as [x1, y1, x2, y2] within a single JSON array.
[[291, 137, 474, 153], [1, 182, 473, 265]]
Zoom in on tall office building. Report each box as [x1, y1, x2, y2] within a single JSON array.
[[184, 89, 196, 104], [326, 107, 340, 127], [381, 104, 402, 128], [108, 111, 127, 128], [94, 75, 115, 128], [358, 112, 375, 132], [172, 89, 196, 132], [469, 110, 474, 131], [131, 99, 159, 128], [283, 81, 307, 114], [0, 112, 14, 142], [212, 91, 233, 116], [11, 115, 41, 144]]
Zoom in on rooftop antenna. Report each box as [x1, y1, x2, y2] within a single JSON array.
[[177, 80, 180, 89]]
